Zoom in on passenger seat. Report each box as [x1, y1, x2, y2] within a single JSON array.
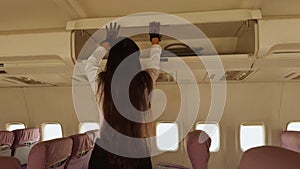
[[238, 146, 300, 169], [26, 137, 73, 169], [83, 129, 99, 169], [280, 131, 300, 153], [0, 131, 14, 157], [11, 128, 40, 165], [65, 133, 94, 169], [184, 130, 211, 169]]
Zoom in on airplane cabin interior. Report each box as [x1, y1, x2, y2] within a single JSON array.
[[0, 0, 300, 169]]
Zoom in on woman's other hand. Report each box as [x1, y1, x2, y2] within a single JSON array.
[[149, 22, 161, 44]]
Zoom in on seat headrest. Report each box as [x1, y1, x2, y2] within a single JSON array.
[[280, 131, 300, 153], [0, 131, 14, 149], [12, 128, 40, 148], [27, 137, 73, 169], [184, 130, 211, 169], [69, 134, 94, 157], [85, 129, 100, 142]]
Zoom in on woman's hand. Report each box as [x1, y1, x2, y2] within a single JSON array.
[[102, 22, 120, 48]]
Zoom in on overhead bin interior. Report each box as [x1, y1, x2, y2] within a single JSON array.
[[70, 10, 260, 83], [69, 10, 260, 59], [73, 21, 257, 59]]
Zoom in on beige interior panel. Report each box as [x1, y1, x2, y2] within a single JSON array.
[[153, 84, 181, 122], [0, 88, 30, 130], [22, 87, 78, 136], [280, 83, 300, 129]]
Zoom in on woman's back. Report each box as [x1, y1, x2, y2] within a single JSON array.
[[86, 22, 162, 169], [89, 138, 152, 169]]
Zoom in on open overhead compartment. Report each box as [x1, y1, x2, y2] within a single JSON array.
[[0, 31, 74, 87], [69, 10, 261, 83]]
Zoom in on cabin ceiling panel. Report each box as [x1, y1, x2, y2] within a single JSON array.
[[1, 0, 300, 32], [0, 0, 71, 31], [69, 0, 243, 18], [254, 0, 300, 17]]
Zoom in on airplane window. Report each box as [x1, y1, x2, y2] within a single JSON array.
[[79, 122, 100, 133], [42, 123, 63, 141], [156, 122, 179, 151], [287, 122, 300, 131], [6, 122, 26, 131], [196, 122, 220, 152], [240, 123, 265, 152]]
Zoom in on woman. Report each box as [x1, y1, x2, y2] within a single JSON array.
[[85, 22, 162, 169]]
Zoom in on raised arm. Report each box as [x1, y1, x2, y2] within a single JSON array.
[[144, 22, 162, 83], [85, 45, 107, 94], [85, 22, 120, 93]]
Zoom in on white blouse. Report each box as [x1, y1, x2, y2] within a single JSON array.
[[84, 43, 161, 145]]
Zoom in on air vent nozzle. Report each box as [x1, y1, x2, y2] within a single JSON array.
[[6, 77, 47, 85], [163, 43, 203, 57], [221, 70, 254, 81], [0, 70, 7, 74], [292, 75, 300, 80]]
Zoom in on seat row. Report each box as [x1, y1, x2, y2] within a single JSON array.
[[186, 130, 300, 169], [1, 129, 205, 169], [1, 129, 299, 169], [238, 130, 300, 169], [0, 129, 99, 169], [0, 128, 40, 165]]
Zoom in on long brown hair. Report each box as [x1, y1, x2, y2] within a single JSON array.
[[97, 37, 154, 168]]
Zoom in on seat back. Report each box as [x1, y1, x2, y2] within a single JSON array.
[[27, 137, 73, 169], [184, 130, 211, 169], [12, 128, 40, 165], [65, 134, 94, 169], [0, 131, 14, 156], [82, 129, 99, 169], [238, 146, 300, 169], [280, 131, 300, 153], [0, 157, 21, 169]]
